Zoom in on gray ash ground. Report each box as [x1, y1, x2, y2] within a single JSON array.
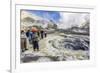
[[51, 34, 89, 51], [21, 33, 90, 63]]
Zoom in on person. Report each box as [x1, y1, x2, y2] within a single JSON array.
[[37, 31, 40, 37], [26, 30, 30, 44], [26, 30, 30, 38], [40, 30, 44, 39], [32, 33, 39, 51], [44, 31, 47, 37], [28, 30, 34, 44], [21, 30, 28, 52]]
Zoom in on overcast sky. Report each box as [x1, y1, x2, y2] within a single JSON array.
[[22, 10, 90, 29], [58, 12, 90, 29]]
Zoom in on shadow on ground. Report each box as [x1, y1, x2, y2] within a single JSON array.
[[21, 55, 60, 63]]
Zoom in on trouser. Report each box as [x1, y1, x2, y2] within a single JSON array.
[[32, 41, 39, 51], [45, 33, 47, 37], [41, 34, 43, 39], [21, 38, 27, 51]]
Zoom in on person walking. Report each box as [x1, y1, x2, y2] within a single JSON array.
[[37, 31, 40, 37], [32, 33, 39, 51], [40, 30, 44, 39], [26, 30, 30, 38], [28, 30, 34, 44], [44, 31, 47, 37], [21, 30, 28, 52]]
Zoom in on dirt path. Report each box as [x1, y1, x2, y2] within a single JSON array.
[[22, 36, 50, 56], [21, 33, 89, 63], [23, 33, 63, 55], [21, 34, 58, 63]]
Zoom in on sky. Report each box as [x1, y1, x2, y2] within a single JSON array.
[[59, 12, 90, 29], [23, 10, 90, 29], [25, 10, 61, 24]]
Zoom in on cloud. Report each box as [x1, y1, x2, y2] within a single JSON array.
[[58, 12, 89, 29]]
